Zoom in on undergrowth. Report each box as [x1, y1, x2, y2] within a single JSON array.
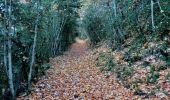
[[96, 52, 134, 82]]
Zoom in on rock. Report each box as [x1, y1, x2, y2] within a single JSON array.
[[45, 83, 51, 89], [34, 88, 40, 92], [144, 55, 156, 63], [113, 51, 124, 61], [38, 83, 45, 89], [155, 92, 167, 99], [148, 42, 157, 48], [54, 69, 61, 75], [143, 42, 149, 49], [167, 48, 170, 53]]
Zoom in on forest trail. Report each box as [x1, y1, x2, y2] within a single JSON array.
[[17, 38, 140, 100], [65, 37, 89, 57]]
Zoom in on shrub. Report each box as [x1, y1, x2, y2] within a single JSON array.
[[146, 65, 160, 84], [83, 3, 114, 45], [115, 66, 134, 81], [96, 51, 134, 81]]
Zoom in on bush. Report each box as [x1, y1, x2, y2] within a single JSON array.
[[96, 51, 134, 81], [96, 52, 115, 72], [83, 0, 170, 49], [83, 3, 114, 45], [146, 65, 160, 84], [115, 66, 134, 81]]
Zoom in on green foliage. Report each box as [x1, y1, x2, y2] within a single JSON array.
[[96, 51, 134, 81], [116, 66, 134, 81], [157, 65, 167, 71], [83, 3, 114, 45], [0, 0, 169, 98], [146, 65, 160, 84], [124, 52, 142, 65], [0, 0, 80, 97], [163, 54, 170, 66], [82, 0, 170, 49], [155, 42, 170, 67], [96, 52, 115, 72]]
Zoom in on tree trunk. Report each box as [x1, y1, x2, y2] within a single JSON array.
[[52, 16, 66, 56], [3, 31, 8, 75], [113, 0, 117, 17], [5, 0, 15, 98], [151, 0, 155, 31], [28, 1, 41, 89], [28, 20, 38, 89], [7, 34, 15, 99]]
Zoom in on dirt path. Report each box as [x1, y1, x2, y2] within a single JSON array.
[[65, 37, 89, 57], [17, 38, 139, 100]]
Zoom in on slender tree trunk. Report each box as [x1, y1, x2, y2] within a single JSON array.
[[28, 21, 38, 89], [113, 0, 117, 17], [7, 33, 15, 99], [112, 0, 125, 49], [52, 15, 56, 56], [151, 0, 155, 31], [52, 16, 66, 56], [5, 0, 15, 98], [28, 1, 40, 89], [3, 33, 8, 75]]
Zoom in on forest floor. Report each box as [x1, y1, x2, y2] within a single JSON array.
[[17, 38, 170, 100]]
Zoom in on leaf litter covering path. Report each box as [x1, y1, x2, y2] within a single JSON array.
[[18, 39, 141, 100]]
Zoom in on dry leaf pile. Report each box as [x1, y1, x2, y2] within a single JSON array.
[[17, 40, 138, 100], [17, 39, 170, 100]]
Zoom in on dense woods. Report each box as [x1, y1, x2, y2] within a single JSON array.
[[0, 0, 80, 99], [83, 0, 170, 46], [0, 0, 170, 99], [83, 0, 170, 98]]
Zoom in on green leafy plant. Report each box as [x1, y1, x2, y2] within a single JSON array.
[[116, 66, 134, 81], [96, 52, 115, 72], [96, 52, 134, 81], [146, 65, 160, 84]]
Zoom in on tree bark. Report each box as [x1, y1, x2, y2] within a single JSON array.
[[28, 1, 41, 89], [5, 0, 15, 98], [113, 0, 117, 17], [3, 29, 8, 75], [151, 0, 155, 31]]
